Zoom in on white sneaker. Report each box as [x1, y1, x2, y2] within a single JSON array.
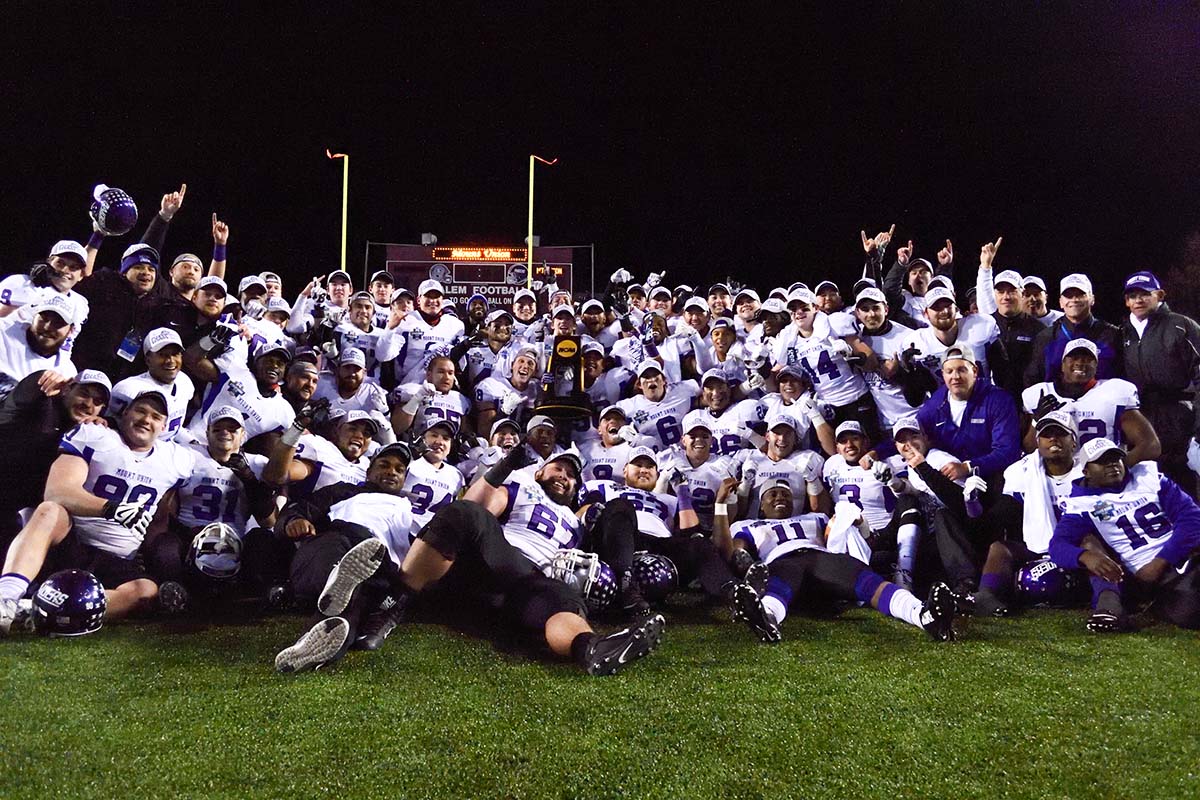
[[0, 598, 31, 636], [317, 538, 387, 616], [275, 617, 351, 673]]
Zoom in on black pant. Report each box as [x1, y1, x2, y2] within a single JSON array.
[[829, 391, 883, 448], [417, 500, 588, 632], [1149, 559, 1200, 629], [635, 532, 736, 599], [767, 549, 869, 609], [920, 507, 994, 590], [582, 499, 639, 579], [864, 493, 922, 574]]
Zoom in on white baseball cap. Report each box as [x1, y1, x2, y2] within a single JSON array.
[[74, 369, 112, 396], [418, 279, 445, 296], [1022, 275, 1047, 292], [993, 270, 1024, 289], [207, 405, 245, 428], [143, 327, 183, 353], [636, 361, 665, 377], [198, 276, 228, 295], [681, 409, 712, 434], [49, 240, 88, 265], [924, 286, 956, 306], [340, 348, 367, 368], [1060, 273, 1093, 294], [765, 413, 799, 432], [834, 420, 864, 439], [854, 288, 887, 306], [1062, 338, 1099, 361], [1081, 437, 1124, 464], [627, 446, 658, 464], [32, 294, 79, 326]]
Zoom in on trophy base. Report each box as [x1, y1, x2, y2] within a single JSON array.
[[533, 392, 594, 422]]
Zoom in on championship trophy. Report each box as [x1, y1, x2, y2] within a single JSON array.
[[533, 334, 593, 421]]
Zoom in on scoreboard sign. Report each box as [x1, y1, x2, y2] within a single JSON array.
[[373, 243, 576, 308]]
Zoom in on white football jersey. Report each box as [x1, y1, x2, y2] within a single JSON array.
[[579, 438, 631, 484], [499, 472, 581, 568], [329, 492, 415, 568], [394, 383, 472, 434], [900, 315, 1000, 384], [583, 480, 678, 539], [780, 330, 868, 407], [474, 374, 538, 418], [696, 398, 765, 457], [738, 449, 826, 517], [332, 322, 404, 380], [759, 394, 813, 442], [291, 433, 369, 497], [313, 374, 391, 420], [616, 381, 700, 449], [110, 372, 195, 441], [860, 322, 920, 427], [59, 424, 195, 557], [0, 321, 77, 404], [397, 313, 465, 383], [656, 448, 736, 529], [460, 343, 500, 385], [1058, 463, 1178, 572], [822, 454, 898, 531], [1002, 452, 1084, 553], [174, 442, 269, 533], [1021, 379, 1140, 446], [730, 513, 830, 564], [188, 356, 295, 442], [403, 455, 464, 532], [0, 276, 89, 355]]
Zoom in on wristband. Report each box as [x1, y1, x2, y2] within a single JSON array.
[[713, 505, 729, 517], [402, 396, 423, 415], [280, 422, 304, 448], [86, 231, 104, 249], [213, 243, 227, 261], [676, 485, 694, 513]]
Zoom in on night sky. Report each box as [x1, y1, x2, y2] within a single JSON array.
[[5, 4, 1199, 318]]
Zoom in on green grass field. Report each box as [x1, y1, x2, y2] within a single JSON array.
[[2, 601, 1198, 799]]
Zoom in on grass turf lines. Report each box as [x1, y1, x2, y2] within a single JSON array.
[[2, 603, 1197, 799]]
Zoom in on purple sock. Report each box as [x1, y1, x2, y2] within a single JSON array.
[[875, 584, 899, 617], [853, 570, 886, 604]]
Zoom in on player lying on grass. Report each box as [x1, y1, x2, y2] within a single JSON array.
[[1049, 437, 1200, 632], [718, 478, 960, 643], [275, 443, 665, 676]]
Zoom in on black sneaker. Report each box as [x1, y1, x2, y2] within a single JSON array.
[[744, 561, 770, 596], [920, 581, 957, 641], [619, 570, 651, 619], [1086, 609, 1131, 633], [732, 583, 782, 643], [353, 594, 410, 651], [583, 613, 666, 676], [317, 539, 387, 616], [158, 581, 190, 615], [276, 617, 351, 673], [972, 587, 1010, 617]]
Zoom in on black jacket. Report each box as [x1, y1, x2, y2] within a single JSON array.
[[1121, 302, 1200, 404], [1024, 315, 1123, 388], [986, 311, 1045, 402]]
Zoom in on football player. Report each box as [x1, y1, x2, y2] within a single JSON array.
[[109, 327, 195, 441], [614, 362, 699, 450], [970, 410, 1087, 616], [898, 286, 1000, 390], [403, 418, 466, 531], [1050, 438, 1200, 632], [264, 408, 377, 499], [720, 479, 959, 643], [186, 338, 297, 447], [473, 344, 540, 434], [312, 348, 393, 440], [759, 364, 836, 456], [690, 370, 766, 457], [395, 280, 466, 385], [0, 391, 195, 633], [579, 405, 633, 484], [392, 355, 472, 438], [735, 415, 830, 519], [656, 411, 738, 531], [0, 295, 79, 405], [854, 288, 920, 429], [1021, 338, 1158, 463]]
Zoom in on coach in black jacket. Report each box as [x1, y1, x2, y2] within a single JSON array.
[[1121, 271, 1200, 491]]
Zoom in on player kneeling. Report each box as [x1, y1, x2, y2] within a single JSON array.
[[721, 480, 960, 643]]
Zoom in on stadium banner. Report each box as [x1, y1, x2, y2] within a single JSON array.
[[364, 242, 594, 309]]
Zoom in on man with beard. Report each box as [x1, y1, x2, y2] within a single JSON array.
[[723, 479, 959, 644], [281, 360, 320, 413], [109, 328, 194, 441], [1025, 274, 1123, 387], [1050, 437, 1200, 632], [0, 370, 111, 546], [579, 299, 619, 349], [898, 286, 1000, 392], [395, 280, 465, 384], [463, 293, 489, 337], [186, 339, 296, 447], [0, 295, 79, 404], [854, 288, 920, 429], [312, 348, 392, 440], [0, 242, 90, 355], [0, 391, 195, 633], [1022, 338, 1158, 464]]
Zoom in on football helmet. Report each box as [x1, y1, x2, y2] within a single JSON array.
[[631, 551, 679, 602], [188, 523, 243, 580], [31, 570, 106, 637], [90, 184, 139, 236], [1015, 557, 1084, 606], [548, 549, 618, 613]]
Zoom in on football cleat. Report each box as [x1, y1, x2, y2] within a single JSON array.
[[276, 617, 351, 673], [317, 539, 387, 616], [583, 613, 666, 676], [920, 582, 957, 641], [743, 560, 770, 596], [158, 581, 190, 615], [619, 572, 651, 620], [972, 587, 1010, 618], [1086, 609, 1131, 634], [353, 594, 410, 651], [732, 583, 782, 643]]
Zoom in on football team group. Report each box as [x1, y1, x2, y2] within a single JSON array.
[[1, 184, 1198, 678]]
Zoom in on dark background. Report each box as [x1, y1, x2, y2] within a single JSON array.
[[3, 3, 1199, 318]]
